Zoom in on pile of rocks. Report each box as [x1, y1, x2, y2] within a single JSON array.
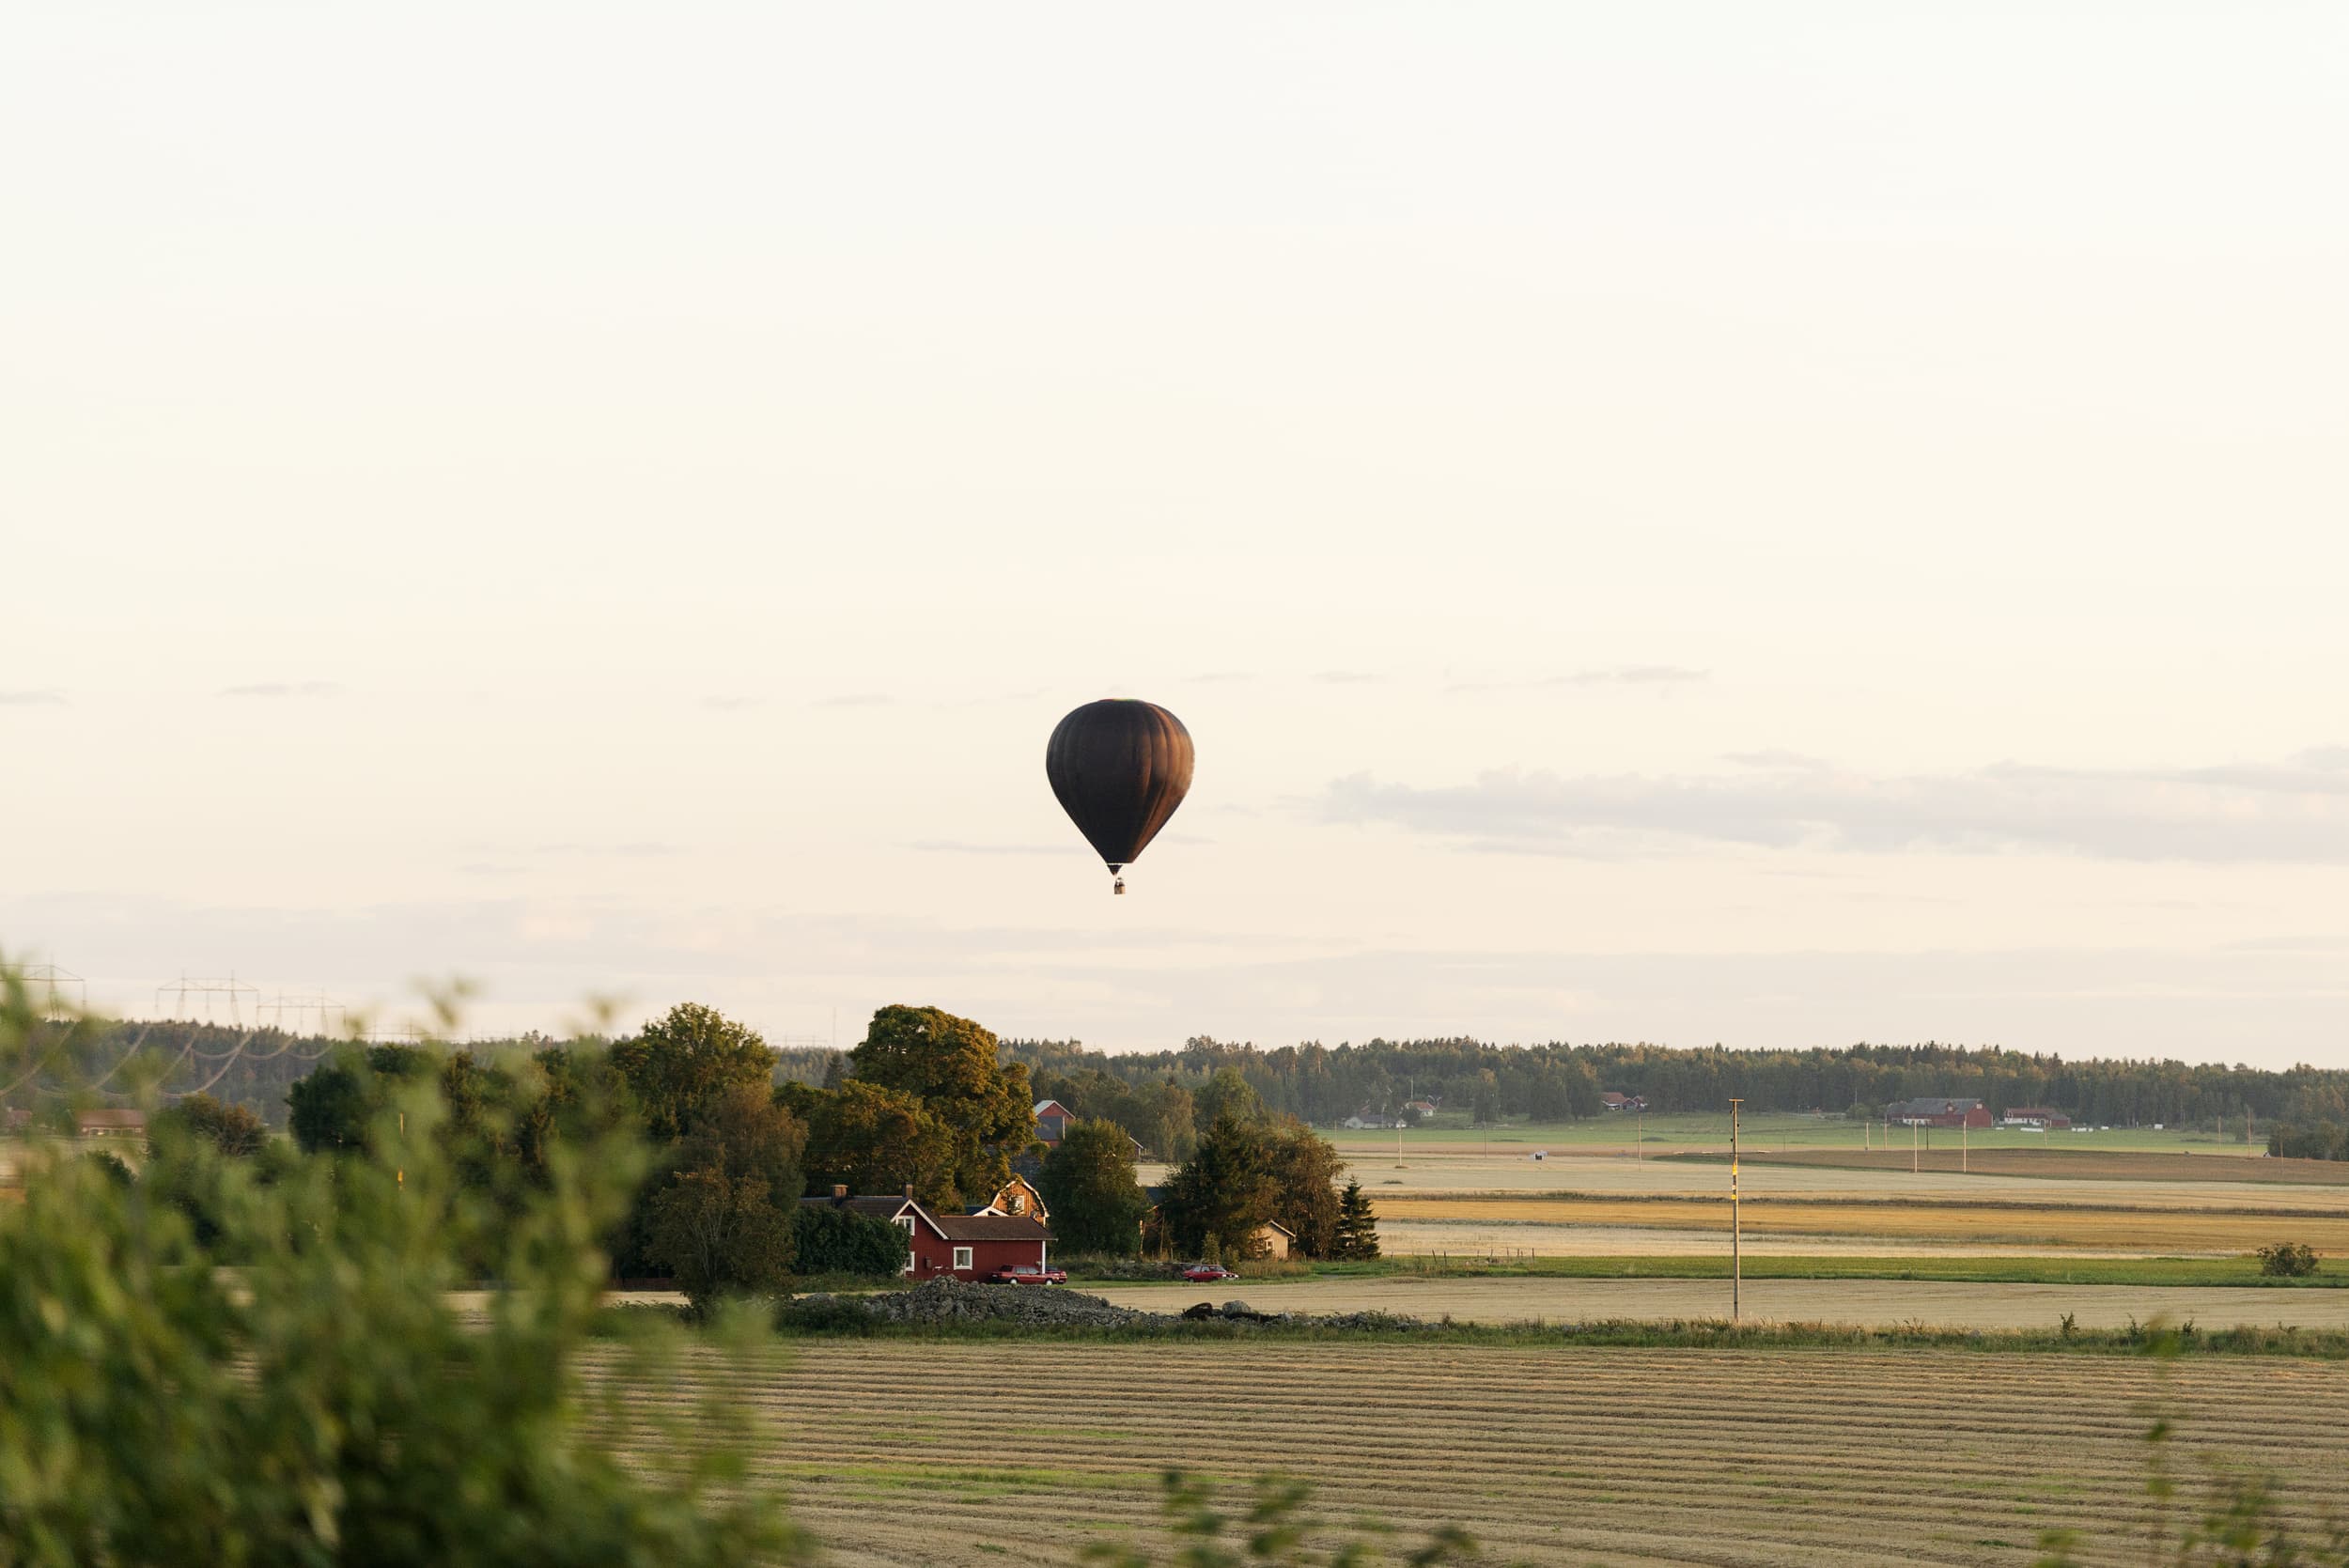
[[791, 1278, 1172, 1329], [780, 1279, 1443, 1336]]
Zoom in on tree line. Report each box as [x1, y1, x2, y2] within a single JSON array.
[[998, 1036, 2349, 1133]]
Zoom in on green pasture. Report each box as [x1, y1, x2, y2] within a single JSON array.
[[1328, 1110, 2258, 1156]]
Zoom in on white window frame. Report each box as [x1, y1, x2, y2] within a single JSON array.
[[895, 1215, 917, 1274], [952, 1246, 974, 1271]]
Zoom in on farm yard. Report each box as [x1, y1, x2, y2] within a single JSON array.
[[702, 1340, 2349, 1566]]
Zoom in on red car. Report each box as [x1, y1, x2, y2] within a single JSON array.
[[1180, 1264, 1239, 1283], [988, 1264, 1067, 1285]]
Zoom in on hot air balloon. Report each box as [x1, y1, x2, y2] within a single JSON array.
[[1045, 699, 1193, 894]]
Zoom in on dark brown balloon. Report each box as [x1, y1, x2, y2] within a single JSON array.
[[1045, 699, 1193, 893]]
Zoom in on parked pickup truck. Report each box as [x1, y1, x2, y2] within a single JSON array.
[[988, 1264, 1068, 1285], [1179, 1264, 1239, 1283]]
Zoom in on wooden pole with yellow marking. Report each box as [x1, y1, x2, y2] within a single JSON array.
[[1729, 1097, 1743, 1324]]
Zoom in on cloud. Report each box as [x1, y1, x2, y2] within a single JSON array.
[[1563, 664, 1707, 686], [910, 840, 1069, 856], [703, 696, 765, 712], [814, 693, 893, 707], [531, 842, 682, 858], [1450, 666, 1710, 693], [1720, 749, 1828, 770], [221, 681, 341, 699], [0, 689, 65, 705], [1185, 673, 1254, 684], [1315, 671, 1386, 685], [1323, 751, 2349, 862]]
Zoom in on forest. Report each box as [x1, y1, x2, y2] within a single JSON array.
[[47, 1021, 2349, 1153]]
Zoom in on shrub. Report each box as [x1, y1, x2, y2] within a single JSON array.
[[0, 983, 802, 1565], [2258, 1241, 2321, 1278]]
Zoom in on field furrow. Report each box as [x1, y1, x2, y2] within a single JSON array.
[[593, 1341, 2349, 1566]]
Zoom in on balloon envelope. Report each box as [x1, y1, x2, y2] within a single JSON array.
[[1045, 699, 1194, 876]]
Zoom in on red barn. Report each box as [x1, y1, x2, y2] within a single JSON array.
[[801, 1186, 1054, 1280], [1033, 1099, 1075, 1146]]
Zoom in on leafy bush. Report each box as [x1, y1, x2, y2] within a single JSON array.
[[1083, 1470, 1477, 1566], [0, 984, 803, 1565], [2258, 1241, 2321, 1278]]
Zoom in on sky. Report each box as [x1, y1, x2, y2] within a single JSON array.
[[4, 4, 2345, 1064]]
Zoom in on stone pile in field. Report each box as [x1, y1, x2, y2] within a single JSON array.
[[784, 1279, 1448, 1333], [804, 1278, 1172, 1328]]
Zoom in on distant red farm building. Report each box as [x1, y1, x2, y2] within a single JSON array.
[[1999, 1106, 2073, 1129], [1033, 1099, 1075, 1146], [1599, 1093, 1647, 1113]]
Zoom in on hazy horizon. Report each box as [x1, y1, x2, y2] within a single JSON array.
[[7, 5, 2344, 1066]]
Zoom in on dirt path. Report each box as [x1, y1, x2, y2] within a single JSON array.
[[1084, 1274, 2349, 1329]]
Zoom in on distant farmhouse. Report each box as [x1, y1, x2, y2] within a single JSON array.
[[800, 1185, 1052, 1281], [974, 1170, 1049, 1223], [1885, 1096, 1991, 1129], [1999, 1106, 2073, 1129], [1032, 1099, 1075, 1146], [1599, 1093, 1647, 1113]]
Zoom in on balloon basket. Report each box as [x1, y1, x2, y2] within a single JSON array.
[[1112, 877, 1126, 895]]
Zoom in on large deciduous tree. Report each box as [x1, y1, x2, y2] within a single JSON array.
[[781, 1079, 961, 1207], [608, 1002, 775, 1142], [648, 1168, 796, 1312], [1037, 1119, 1149, 1255], [848, 1005, 1033, 1201], [1262, 1117, 1346, 1258]]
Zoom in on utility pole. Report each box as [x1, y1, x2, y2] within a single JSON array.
[[1911, 1121, 1920, 1174], [1729, 1098, 1743, 1324], [1636, 1109, 1643, 1161], [1962, 1116, 1969, 1174]]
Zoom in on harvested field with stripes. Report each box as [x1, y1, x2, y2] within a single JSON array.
[[1374, 1195, 2349, 1253], [1703, 1147, 2349, 1186], [698, 1340, 2349, 1566], [1081, 1273, 2349, 1327]]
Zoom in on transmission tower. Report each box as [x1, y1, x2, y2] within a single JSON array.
[[155, 973, 261, 1027], [257, 989, 348, 1040], [20, 963, 85, 1017]]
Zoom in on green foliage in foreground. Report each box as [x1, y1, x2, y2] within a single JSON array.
[[0, 1066, 802, 1562], [1085, 1472, 1478, 1567]]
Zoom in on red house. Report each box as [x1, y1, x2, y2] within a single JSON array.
[[1033, 1099, 1075, 1146], [801, 1186, 1055, 1281]]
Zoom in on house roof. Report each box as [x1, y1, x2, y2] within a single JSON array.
[[798, 1193, 918, 1222], [1034, 1099, 1071, 1118], [931, 1212, 1055, 1244], [1258, 1219, 1297, 1238], [77, 1109, 147, 1131]]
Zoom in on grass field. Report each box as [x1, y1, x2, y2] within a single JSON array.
[[699, 1340, 2349, 1566], [1332, 1111, 2265, 1157]]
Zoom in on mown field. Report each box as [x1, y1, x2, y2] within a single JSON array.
[[679, 1340, 2349, 1566], [1372, 1194, 2349, 1254], [1688, 1146, 2349, 1185]]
